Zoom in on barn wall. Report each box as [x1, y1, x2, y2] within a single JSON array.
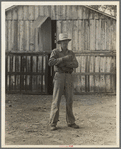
[[5, 5, 116, 52], [73, 54, 116, 93], [5, 5, 116, 94]]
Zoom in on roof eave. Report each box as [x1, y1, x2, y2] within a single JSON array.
[[84, 5, 116, 20]]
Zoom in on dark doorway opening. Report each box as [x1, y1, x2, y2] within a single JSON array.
[[48, 20, 56, 95]]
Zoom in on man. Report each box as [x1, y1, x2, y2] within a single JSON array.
[[48, 33, 79, 131]]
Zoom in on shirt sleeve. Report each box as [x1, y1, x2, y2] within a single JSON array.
[[48, 50, 63, 66]]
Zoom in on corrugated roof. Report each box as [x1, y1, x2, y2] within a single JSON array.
[[5, 5, 116, 20]]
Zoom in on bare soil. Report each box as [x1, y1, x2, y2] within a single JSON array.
[[5, 94, 116, 146]]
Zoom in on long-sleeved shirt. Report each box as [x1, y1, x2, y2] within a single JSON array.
[[48, 47, 78, 73]]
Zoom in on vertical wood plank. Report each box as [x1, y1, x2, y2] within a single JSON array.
[[78, 20, 84, 52], [67, 20, 73, 50], [95, 56, 100, 92], [38, 56, 42, 73], [112, 20, 116, 51], [44, 5, 51, 17], [7, 55, 10, 72], [13, 21, 18, 51], [106, 18, 111, 51], [13, 8, 18, 20], [6, 11, 12, 20], [72, 21, 78, 51], [51, 5, 56, 20], [36, 56, 38, 73], [71, 5, 78, 19], [38, 28, 43, 51], [35, 6, 40, 20], [19, 21, 24, 51], [82, 7, 88, 19], [101, 19, 106, 51], [13, 56, 15, 72], [39, 5, 44, 16], [32, 56, 36, 72], [16, 75, 20, 90], [18, 6, 24, 20], [24, 21, 29, 51], [77, 5, 83, 19], [100, 57, 106, 92], [26, 56, 31, 72], [105, 57, 111, 92], [95, 19, 101, 50], [108, 19, 112, 51], [11, 20, 14, 51], [66, 5, 72, 19], [17, 21, 20, 51], [89, 56, 94, 92], [90, 20, 95, 51], [29, 21, 35, 51], [89, 10, 94, 19], [94, 12, 99, 19], [56, 21, 62, 48], [61, 20, 67, 33], [81, 56, 86, 92], [110, 19, 114, 51], [95, 19, 99, 50], [29, 6, 35, 20], [84, 20, 89, 51], [60, 5, 66, 20], [23, 6, 29, 20], [43, 55, 46, 73], [111, 56, 116, 93], [78, 56, 82, 73], [35, 28, 39, 51], [32, 76, 36, 91], [8, 21, 12, 51], [55, 5, 60, 20]]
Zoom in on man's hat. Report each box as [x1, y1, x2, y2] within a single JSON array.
[[57, 33, 71, 44]]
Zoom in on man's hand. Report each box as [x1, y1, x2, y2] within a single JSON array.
[[62, 55, 73, 61]]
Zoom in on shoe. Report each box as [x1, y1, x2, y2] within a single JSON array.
[[50, 125, 57, 131], [68, 123, 79, 129]]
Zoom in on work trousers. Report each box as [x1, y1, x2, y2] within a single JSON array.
[[49, 72, 75, 126]]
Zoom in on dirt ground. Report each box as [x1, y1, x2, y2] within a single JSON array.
[[5, 94, 116, 146]]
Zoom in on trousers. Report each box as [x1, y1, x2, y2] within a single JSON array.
[[49, 72, 75, 126]]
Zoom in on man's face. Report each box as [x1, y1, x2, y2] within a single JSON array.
[[60, 40, 69, 50]]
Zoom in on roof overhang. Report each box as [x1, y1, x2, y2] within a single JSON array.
[[33, 16, 51, 29]]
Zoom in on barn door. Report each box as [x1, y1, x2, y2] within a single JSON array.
[[48, 20, 56, 95]]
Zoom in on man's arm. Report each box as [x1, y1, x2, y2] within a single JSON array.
[[65, 53, 78, 68], [48, 50, 63, 66], [48, 50, 73, 67]]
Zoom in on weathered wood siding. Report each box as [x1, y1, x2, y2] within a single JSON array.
[[6, 52, 49, 94], [5, 5, 116, 94], [6, 5, 116, 52], [73, 53, 116, 94]]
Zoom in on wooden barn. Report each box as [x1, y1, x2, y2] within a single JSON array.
[[5, 5, 116, 95]]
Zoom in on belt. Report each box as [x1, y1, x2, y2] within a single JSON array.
[[64, 71, 72, 74], [55, 71, 72, 74]]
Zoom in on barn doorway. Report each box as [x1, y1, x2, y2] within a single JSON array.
[[48, 20, 56, 95], [6, 17, 56, 95]]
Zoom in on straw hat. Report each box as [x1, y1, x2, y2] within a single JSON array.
[[57, 33, 71, 44]]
